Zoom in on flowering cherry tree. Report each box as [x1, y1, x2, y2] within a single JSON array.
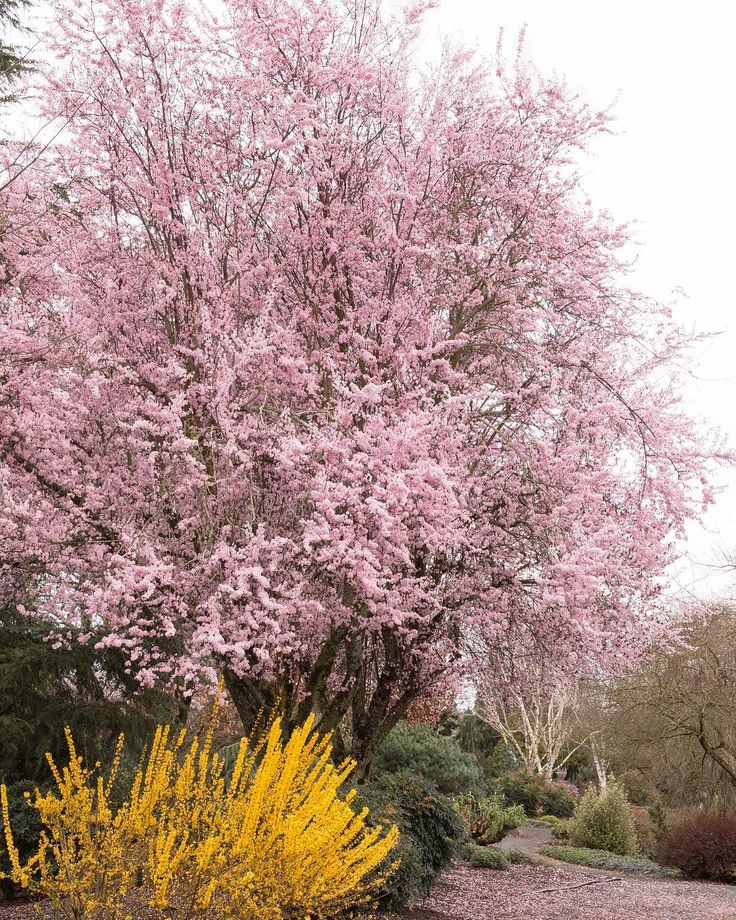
[[0, 0, 718, 761]]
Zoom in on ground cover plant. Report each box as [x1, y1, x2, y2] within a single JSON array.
[[539, 844, 681, 877], [461, 843, 509, 870]]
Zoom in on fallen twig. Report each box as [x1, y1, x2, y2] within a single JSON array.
[[537, 876, 623, 893]]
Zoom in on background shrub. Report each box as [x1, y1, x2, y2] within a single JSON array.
[[462, 843, 509, 870], [373, 723, 485, 796], [656, 813, 736, 882], [647, 799, 669, 842], [629, 806, 656, 858], [568, 783, 637, 855], [0, 606, 177, 788], [482, 741, 520, 779], [453, 794, 525, 845], [452, 713, 501, 762], [503, 847, 543, 865], [532, 814, 569, 841], [534, 814, 563, 829], [358, 771, 464, 909], [489, 770, 576, 818], [618, 768, 653, 806]]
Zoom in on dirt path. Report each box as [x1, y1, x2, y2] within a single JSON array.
[[392, 862, 736, 920], [495, 823, 554, 854]]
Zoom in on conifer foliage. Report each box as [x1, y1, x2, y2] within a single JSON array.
[[0, 0, 29, 97], [0, 605, 178, 787]]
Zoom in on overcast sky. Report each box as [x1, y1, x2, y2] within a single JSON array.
[[409, 0, 736, 603]]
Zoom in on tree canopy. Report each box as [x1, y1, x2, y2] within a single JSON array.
[[0, 0, 719, 760]]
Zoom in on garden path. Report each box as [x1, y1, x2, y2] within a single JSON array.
[[390, 861, 736, 920], [495, 823, 554, 855]]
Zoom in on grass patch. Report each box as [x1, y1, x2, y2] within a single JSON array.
[[540, 844, 681, 878]]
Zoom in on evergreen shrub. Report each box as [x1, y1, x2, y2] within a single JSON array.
[[568, 783, 637, 855], [358, 770, 464, 908], [490, 770, 576, 818], [373, 723, 485, 796]]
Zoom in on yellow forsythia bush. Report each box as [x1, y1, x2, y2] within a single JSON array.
[[1, 702, 398, 920]]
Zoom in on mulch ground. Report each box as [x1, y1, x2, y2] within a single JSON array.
[[389, 862, 736, 920], [0, 898, 159, 918], [2, 863, 735, 919]]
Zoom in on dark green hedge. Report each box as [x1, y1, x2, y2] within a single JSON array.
[[373, 722, 485, 796], [357, 770, 464, 909]]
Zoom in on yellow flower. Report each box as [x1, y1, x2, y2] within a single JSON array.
[[0, 686, 398, 920]]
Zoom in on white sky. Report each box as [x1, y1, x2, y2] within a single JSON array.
[[414, 0, 736, 604]]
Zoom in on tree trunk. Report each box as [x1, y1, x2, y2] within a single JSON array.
[[696, 715, 736, 785], [590, 738, 608, 790], [222, 668, 279, 738], [222, 626, 435, 777]]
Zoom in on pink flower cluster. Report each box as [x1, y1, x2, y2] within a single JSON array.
[[0, 0, 721, 701]]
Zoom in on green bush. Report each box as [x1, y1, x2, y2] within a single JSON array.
[[489, 770, 576, 818], [567, 783, 638, 855], [630, 806, 656, 857], [462, 843, 509, 870], [503, 847, 543, 865], [483, 740, 519, 778], [647, 799, 669, 842], [534, 814, 563, 829], [373, 723, 485, 796], [0, 605, 178, 789], [453, 713, 501, 761], [453, 793, 525, 844], [618, 768, 653, 806], [540, 844, 680, 877], [357, 770, 464, 909], [560, 746, 597, 786]]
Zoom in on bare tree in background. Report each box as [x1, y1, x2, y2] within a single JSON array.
[[602, 606, 736, 791], [476, 645, 596, 780]]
